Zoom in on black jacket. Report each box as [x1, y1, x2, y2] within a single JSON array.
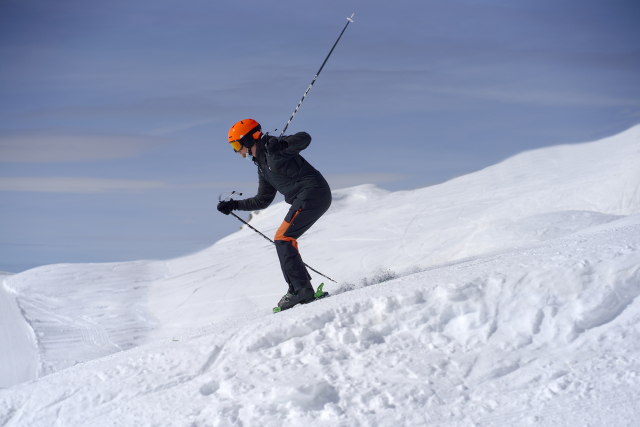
[[236, 132, 330, 211]]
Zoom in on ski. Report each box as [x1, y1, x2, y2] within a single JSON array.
[[273, 283, 329, 313]]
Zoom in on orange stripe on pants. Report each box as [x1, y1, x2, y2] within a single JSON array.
[[274, 209, 301, 251]]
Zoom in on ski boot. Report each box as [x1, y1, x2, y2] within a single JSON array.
[[273, 284, 329, 313], [275, 287, 315, 312]]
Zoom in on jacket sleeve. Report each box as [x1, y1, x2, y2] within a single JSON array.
[[235, 170, 277, 211], [279, 132, 311, 158]]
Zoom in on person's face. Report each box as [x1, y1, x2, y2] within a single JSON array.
[[238, 144, 257, 159]]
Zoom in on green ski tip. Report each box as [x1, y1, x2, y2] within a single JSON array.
[[273, 307, 282, 313], [314, 283, 325, 299]]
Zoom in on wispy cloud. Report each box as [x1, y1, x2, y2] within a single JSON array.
[[0, 131, 169, 163], [425, 84, 640, 108], [147, 118, 217, 136], [325, 173, 408, 190], [0, 177, 258, 193], [0, 174, 405, 193], [0, 177, 167, 193]]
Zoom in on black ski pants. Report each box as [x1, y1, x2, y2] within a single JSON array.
[[274, 187, 332, 293]]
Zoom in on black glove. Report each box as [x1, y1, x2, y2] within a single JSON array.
[[266, 138, 288, 154], [217, 199, 238, 215]]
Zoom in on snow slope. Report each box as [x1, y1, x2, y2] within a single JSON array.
[[1, 125, 639, 425], [2, 218, 640, 426]]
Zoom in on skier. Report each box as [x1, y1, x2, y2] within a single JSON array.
[[217, 119, 332, 310]]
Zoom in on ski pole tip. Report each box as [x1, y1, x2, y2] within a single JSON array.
[[347, 13, 354, 22]]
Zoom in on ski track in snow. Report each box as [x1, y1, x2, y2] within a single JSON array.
[[2, 261, 164, 380], [0, 272, 39, 388], [1, 126, 640, 425]]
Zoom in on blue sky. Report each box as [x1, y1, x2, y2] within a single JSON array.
[[1, 0, 639, 273]]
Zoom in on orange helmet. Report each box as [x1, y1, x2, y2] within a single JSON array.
[[228, 119, 261, 152]]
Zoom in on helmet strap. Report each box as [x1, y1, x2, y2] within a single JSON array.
[[240, 124, 261, 149], [241, 137, 255, 149]]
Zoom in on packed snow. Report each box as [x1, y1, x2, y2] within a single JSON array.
[[1, 125, 640, 426]]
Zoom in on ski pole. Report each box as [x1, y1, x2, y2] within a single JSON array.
[[230, 212, 273, 244], [230, 212, 337, 283], [219, 192, 338, 283], [279, 13, 354, 140]]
